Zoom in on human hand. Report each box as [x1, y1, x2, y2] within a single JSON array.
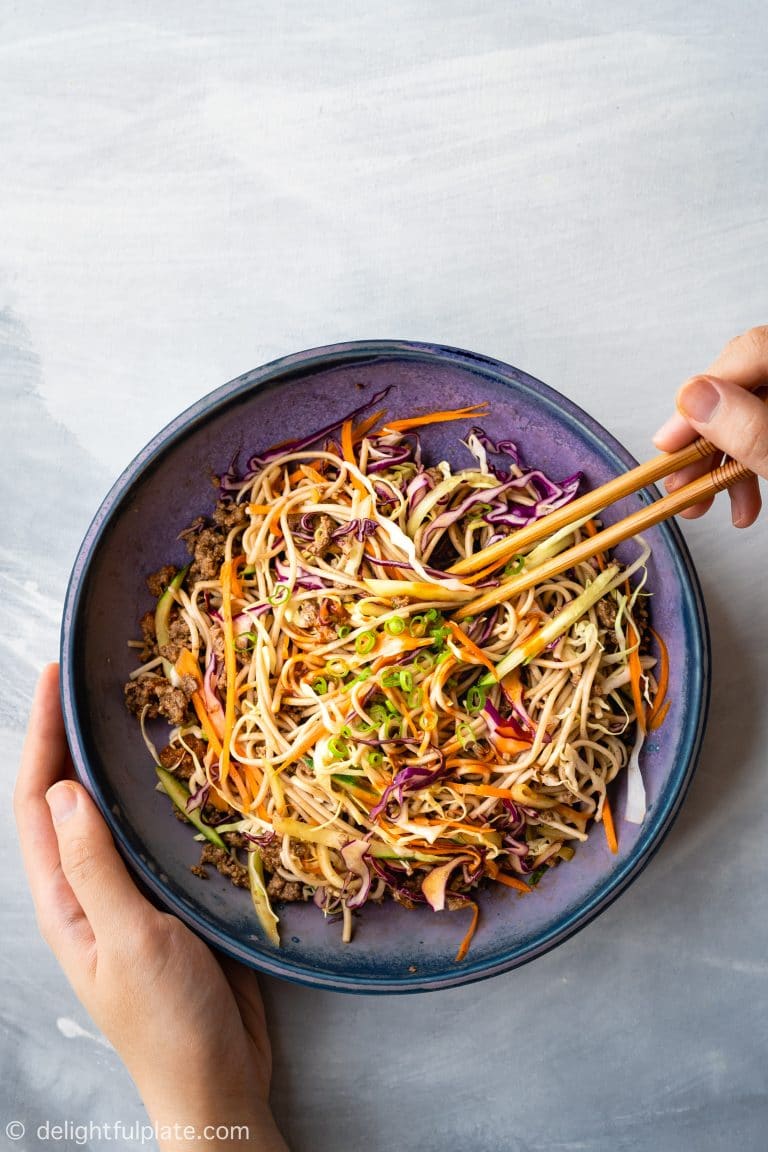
[[652, 325, 768, 526], [14, 664, 288, 1152]]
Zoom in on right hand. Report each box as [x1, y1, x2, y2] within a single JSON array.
[[652, 325, 768, 526]]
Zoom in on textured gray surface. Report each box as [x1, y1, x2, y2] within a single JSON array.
[[2, 4, 768, 1150]]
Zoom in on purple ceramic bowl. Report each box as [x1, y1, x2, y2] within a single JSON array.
[[61, 340, 708, 993]]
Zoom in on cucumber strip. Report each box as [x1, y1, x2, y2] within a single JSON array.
[[155, 565, 190, 679], [247, 851, 281, 948], [155, 766, 227, 851], [483, 565, 620, 684]]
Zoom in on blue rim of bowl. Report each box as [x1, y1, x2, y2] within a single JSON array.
[[60, 339, 710, 994]]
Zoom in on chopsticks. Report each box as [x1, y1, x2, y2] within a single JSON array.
[[451, 438, 753, 620]]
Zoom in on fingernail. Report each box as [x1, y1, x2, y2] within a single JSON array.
[[46, 783, 78, 824], [678, 377, 721, 423]]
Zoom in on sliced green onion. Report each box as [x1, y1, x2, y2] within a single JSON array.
[[456, 721, 475, 749], [465, 684, 486, 714], [407, 686, 422, 709], [384, 698, 398, 715], [436, 651, 452, 664], [327, 736, 349, 760], [419, 712, 437, 731], [430, 625, 451, 646], [312, 676, 328, 695], [268, 582, 290, 606], [399, 669, 414, 693], [385, 615, 406, 635], [384, 715, 403, 739], [381, 671, 401, 688], [325, 657, 349, 677], [424, 608, 440, 623], [414, 651, 435, 674], [337, 624, 352, 639], [504, 555, 525, 577], [367, 750, 383, 768], [409, 615, 427, 637], [340, 725, 352, 739], [351, 668, 372, 685], [355, 631, 376, 655], [369, 704, 388, 726]]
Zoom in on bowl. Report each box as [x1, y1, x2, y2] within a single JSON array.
[[61, 340, 709, 993]]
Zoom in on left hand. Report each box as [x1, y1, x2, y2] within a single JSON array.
[[14, 664, 288, 1152]]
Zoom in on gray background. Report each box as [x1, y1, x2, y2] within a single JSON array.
[[3, 3, 768, 1150]]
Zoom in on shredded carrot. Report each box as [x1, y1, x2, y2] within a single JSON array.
[[274, 719, 328, 775], [219, 561, 237, 786], [409, 815, 495, 835], [646, 626, 670, 726], [493, 872, 531, 894], [352, 408, 387, 441], [627, 619, 646, 735], [447, 620, 496, 676], [175, 649, 223, 755], [229, 555, 246, 599], [268, 502, 285, 535], [602, 793, 619, 854], [454, 900, 480, 962], [488, 732, 533, 756], [650, 698, 671, 730], [341, 419, 368, 497], [453, 782, 518, 800], [248, 503, 272, 516], [300, 464, 325, 485], [501, 668, 524, 708], [584, 518, 606, 572], [382, 402, 489, 435]]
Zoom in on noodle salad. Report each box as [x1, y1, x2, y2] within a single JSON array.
[[124, 389, 669, 961]]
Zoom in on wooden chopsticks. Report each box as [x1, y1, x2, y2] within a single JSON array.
[[451, 439, 753, 620]]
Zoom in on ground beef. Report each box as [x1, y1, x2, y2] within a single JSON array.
[[305, 514, 334, 556], [139, 611, 157, 661], [212, 500, 248, 531], [124, 674, 194, 724], [392, 889, 420, 911], [178, 516, 227, 582], [634, 597, 651, 655], [191, 527, 227, 580], [596, 597, 618, 631], [199, 844, 250, 889], [392, 595, 410, 609], [223, 831, 250, 849], [158, 735, 208, 781], [146, 565, 179, 598], [296, 602, 318, 629], [318, 598, 348, 626], [210, 628, 226, 662], [266, 873, 305, 901], [157, 611, 191, 664], [256, 838, 282, 872]]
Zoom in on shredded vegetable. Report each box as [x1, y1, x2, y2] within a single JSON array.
[[125, 396, 663, 961]]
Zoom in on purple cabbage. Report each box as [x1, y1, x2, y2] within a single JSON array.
[[331, 518, 379, 542], [369, 752, 447, 820], [273, 557, 328, 591], [218, 385, 393, 492], [366, 443, 413, 473], [185, 782, 210, 813], [340, 840, 372, 909]]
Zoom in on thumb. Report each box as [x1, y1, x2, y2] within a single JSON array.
[[677, 375, 768, 481], [46, 781, 149, 936]]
